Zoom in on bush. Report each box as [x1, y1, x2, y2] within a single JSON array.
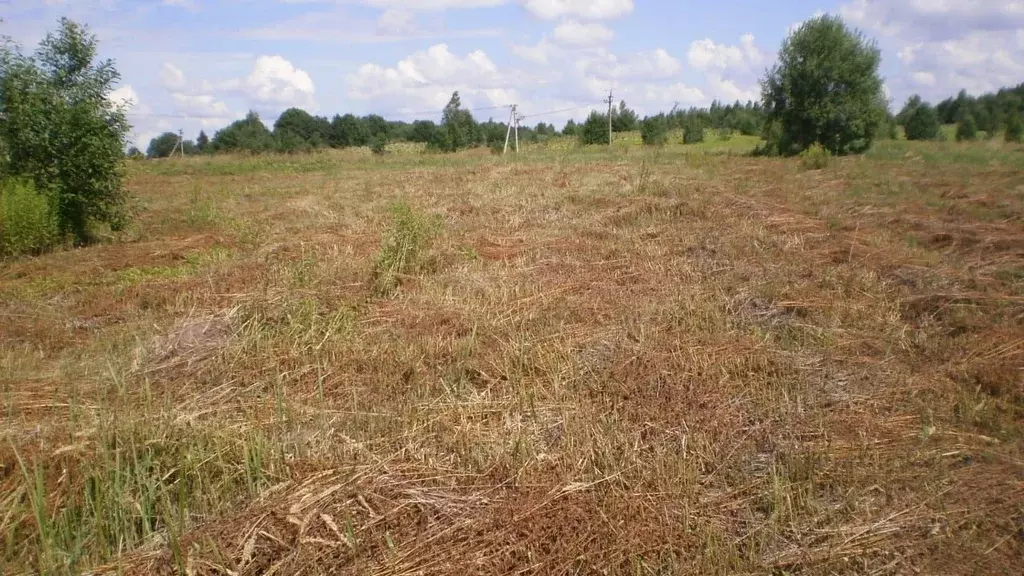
[[578, 111, 610, 146], [761, 15, 885, 155], [640, 116, 668, 146], [799, 143, 831, 170], [1005, 113, 1024, 143], [904, 103, 941, 140], [956, 114, 978, 141], [370, 137, 387, 155], [0, 18, 131, 244], [683, 119, 705, 144], [0, 179, 60, 256]]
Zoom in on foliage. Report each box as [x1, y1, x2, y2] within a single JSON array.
[[955, 114, 978, 141], [273, 108, 328, 149], [432, 92, 479, 153], [409, 120, 438, 143], [799, 143, 831, 170], [903, 101, 941, 140], [578, 111, 610, 146], [761, 15, 885, 155], [683, 118, 705, 144], [126, 147, 144, 160], [147, 132, 181, 158], [0, 178, 60, 256], [0, 18, 131, 244], [372, 201, 441, 296], [640, 115, 668, 146], [1005, 113, 1024, 143], [211, 111, 276, 153], [328, 114, 367, 148], [196, 130, 209, 152], [612, 100, 639, 132], [562, 119, 578, 136], [370, 137, 387, 155]]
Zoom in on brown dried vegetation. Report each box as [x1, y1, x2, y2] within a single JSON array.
[[1, 143, 1022, 575]]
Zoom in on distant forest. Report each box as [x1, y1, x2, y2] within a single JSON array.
[[140, 83, 1024, 157]]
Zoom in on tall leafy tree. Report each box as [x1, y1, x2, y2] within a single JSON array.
[[274, 107, 325, 147], [0, 18, 131, 242], [761, 15, 885, 155], [147, 132, 181, 158], [196, 129, 210, 152], [211, 111, 275, 152], [328, 114, 366, 148], [409, 120, 438, 143], [612, 101, 638, 132], [434, 91, 479, 152]]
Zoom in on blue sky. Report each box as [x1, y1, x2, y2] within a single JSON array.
[[3, 1, 1022, 148]]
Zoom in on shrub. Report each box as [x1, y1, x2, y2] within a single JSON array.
[[372, 202, 441, 297], [640, 116, 668, 146], [370, 137, 387, 155], [761, 15, 885, 155], [0, 18, 131, 244], [0, 179, 60, 256], [1005, 113, 1024, 143], [683, 119, 705, 144], [904, 103, 941, 140], [799, 143, 831, 170], [578, 111, 610, 146], [955, 114, 978, 141]]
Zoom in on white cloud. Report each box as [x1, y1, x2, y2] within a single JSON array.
[[523, 0, 634, 20], [911, 71, 936, 87], [108, 84, 141, 110], [552, 20, 614, 46], [377, 8, 417, 35], [224, 55, 317, 111], [363, 0, 507, 9], [348, 43, 514, 112], [688, 35, 764, 71], [839, 0, 1024, 101], [160, 62, 186, 90]]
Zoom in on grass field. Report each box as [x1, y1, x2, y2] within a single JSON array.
[[2, 136, 1022, 575]]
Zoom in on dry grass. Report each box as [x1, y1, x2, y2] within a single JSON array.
[[1, 140, 1022, 575]]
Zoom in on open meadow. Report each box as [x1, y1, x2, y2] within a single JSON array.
[[2, 136, 1023, 574]]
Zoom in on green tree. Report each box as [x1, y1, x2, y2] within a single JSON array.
[[126, 146, 144, 159], [211, 111, 276, 153], [955, 113, 977, 141], [434, 91, 479, 152], [146, 132, 180, 158], [761, 15, 885, 155], [328, 114, 367, 148], [273, 107, 325, 147], [683, 117, 705, 144], [1005, 112, 1023, 143], [896, 94, 923, 126], [612, 100, 638, 132], [196, 130, 209, 152], [904, 102, 940, 140], [578, 111, 610, 145], [562, 119, 578, 136], [0, 18, 131, 243], [409, 120, 438, 143], [640, 115, 668, 146]]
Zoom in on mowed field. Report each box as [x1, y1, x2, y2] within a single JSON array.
[[2, 137, 1023, 575]]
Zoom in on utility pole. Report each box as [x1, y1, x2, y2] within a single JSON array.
[[503, 105, 516, 155], [178, 129, 186, 158], [605, 89, 614, 146], [515, 110, 524, 153]]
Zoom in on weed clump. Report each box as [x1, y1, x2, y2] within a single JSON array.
[[372, 201, 442, 296], [799, 143, 831, 170], [0, 179, 60, 256]]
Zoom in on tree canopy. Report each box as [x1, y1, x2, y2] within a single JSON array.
[[761, 14, 885, 155]]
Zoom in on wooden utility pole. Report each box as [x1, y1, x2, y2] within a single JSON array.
[[178, 129, 186, 157], [515, 110, 523, 153], [503, 105, 517, 155], [605, 89, 614, 146]]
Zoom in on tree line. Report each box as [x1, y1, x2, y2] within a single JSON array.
[[896, 84, 1024, 142]]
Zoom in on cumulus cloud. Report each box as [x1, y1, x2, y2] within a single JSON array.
[[160, 63, 186, 90], [839, 0, 1024, 100], [108, 84, 141, 110], [224, 55, 317, 111], [552, 20, 614, 46], [348, 43, 514, 112], [522, 0, 634, 20]]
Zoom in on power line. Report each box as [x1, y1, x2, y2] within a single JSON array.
[[125, 104, 513, 122], [519, 104, 600, 120]]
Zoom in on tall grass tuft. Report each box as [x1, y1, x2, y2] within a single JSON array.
[[372, 201, 442, 297], [799, 143, 832, 170], [0, 179, 60, 257]]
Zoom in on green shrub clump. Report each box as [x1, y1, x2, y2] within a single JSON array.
[[683, 119, 705, 144], [799, 143, 831, 170], [0, 179, 60, 256], [640, 116, 669, 146]]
